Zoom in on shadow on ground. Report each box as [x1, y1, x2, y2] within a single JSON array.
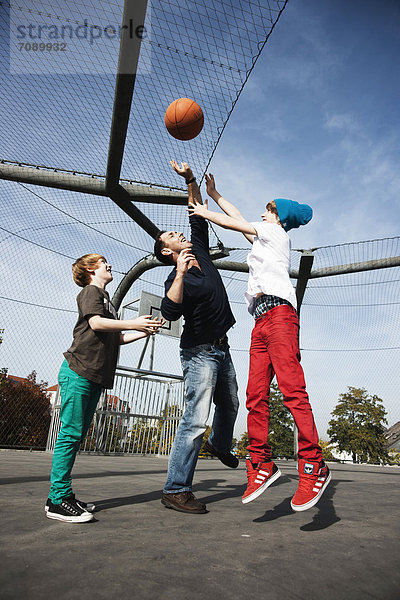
[[253, 475, 343, 530]]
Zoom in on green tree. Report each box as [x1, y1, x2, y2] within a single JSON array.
[[232, 383, 295, 460], [328, 386, 388, 464], [236, 431, 249, 459], [83, 415, 126, 453], [268, 382, 294, 459], [198, 425, 212, 456], [0, 370, 51, 449], [387, 449, 400, 466], [319, 439, 336, 462], [127, 419, 158, 454]]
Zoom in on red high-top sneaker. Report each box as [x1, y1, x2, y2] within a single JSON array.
[[242, 458, 281, 504], [291, 459, 331, 512]]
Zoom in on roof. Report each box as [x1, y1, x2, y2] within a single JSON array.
[[7, 375, 29, 385], [385, 421, 400, 448]]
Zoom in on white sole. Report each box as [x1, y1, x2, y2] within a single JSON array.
[[46, 511, 94, 523], [45, 504, 95, 513], [242, 468, 282, 504], [291, 471, 332, 512]]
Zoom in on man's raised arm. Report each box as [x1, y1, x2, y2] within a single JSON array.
[[170, 160, 203, 206]]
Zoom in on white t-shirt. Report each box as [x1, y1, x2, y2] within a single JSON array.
[[245, 222, 297, 314]]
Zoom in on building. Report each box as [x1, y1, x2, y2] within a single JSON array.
[[46, 384, 58, 410], [385, 422, 400, 452], [7, 374, 29, 386]]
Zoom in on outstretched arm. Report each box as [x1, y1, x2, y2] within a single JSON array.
[[188, 199, 257, 237], [205, 173, 254, 244], [88, 314, 165, 346], [119, 330, 156, 345], [170, 160, 202, 206]]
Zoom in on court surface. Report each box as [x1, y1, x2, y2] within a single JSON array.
[[1, 451, 399, 600]]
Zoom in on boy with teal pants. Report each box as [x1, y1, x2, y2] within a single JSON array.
[[46, 253, 164, 523]]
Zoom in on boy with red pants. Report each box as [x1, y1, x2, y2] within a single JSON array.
[[46, 253, 164, 523], [188, 175, 331, 512]]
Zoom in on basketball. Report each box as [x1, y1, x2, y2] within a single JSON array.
[[165, 98, 204, 141]]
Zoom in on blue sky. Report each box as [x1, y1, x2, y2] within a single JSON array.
[[196, 0, 400, 436], [210, 0, 400, 250]]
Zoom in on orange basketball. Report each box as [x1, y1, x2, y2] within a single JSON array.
[[165, 98, 204, 141]]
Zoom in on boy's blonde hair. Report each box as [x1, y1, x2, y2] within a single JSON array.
[[266, 200, 282, 226], [72, 253, 106, 287]]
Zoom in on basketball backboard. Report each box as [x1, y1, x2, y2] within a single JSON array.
[[138, 291, 181, 338]]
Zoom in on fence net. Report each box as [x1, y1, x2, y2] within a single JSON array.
[[1, 0, 287, 185], [0, 1, 399, 451], [1, 235, 399, 449]]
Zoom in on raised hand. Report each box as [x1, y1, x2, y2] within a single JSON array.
[[187, 197, 208, 218], [176, 247, 196, 276], [170, 160, 194, 182], [149, 316, 166, 334], [205, 173, 216, 196]]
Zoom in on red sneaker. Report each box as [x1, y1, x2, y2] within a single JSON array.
[[291, 459, 331, 512], [242, 458, 281, 504]]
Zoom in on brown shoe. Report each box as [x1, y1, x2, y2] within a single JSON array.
[[161, 491, 207, 514]]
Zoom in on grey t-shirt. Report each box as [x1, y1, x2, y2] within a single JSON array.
[[64, 285, 120, 388]]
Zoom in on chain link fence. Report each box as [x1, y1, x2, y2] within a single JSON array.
[[2, 239, 400, 452]]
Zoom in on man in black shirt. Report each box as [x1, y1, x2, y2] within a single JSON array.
[[154, 161, 239, 514]]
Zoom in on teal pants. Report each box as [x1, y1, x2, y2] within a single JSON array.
[[49, 359, 102, 503]]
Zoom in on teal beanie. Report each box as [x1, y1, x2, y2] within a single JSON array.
[[274, 198, 313, 232]]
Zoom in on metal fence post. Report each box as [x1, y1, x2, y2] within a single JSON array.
[[293, 249, 314, 460]]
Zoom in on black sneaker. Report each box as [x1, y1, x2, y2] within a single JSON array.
[[46, 497, 94, 523], [204, 440, 239, 468], [45, 495, 96, 513]]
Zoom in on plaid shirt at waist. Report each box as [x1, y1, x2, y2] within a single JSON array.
[[252, 294, 292, 319]]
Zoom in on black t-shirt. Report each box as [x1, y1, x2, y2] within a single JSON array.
[[161, 215, 235, 348], [64, 285, 120, 388]]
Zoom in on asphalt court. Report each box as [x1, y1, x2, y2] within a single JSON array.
[[1, 451, 399, 600]]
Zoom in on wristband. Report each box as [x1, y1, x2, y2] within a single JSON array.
[[186, 177, 196, 185]]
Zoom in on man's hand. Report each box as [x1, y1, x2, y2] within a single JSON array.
[[130, 315, 166, 334], [170, 160, 194, 183], [187, 197, 208, 218], [176, 247, 195, 276]]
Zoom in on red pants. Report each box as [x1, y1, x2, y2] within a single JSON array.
[[246, 304, 321, 463]]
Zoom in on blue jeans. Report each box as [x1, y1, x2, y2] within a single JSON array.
[[164, 341, 239, 493]]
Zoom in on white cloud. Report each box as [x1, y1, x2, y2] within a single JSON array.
[[324, 113, 359, 133]]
